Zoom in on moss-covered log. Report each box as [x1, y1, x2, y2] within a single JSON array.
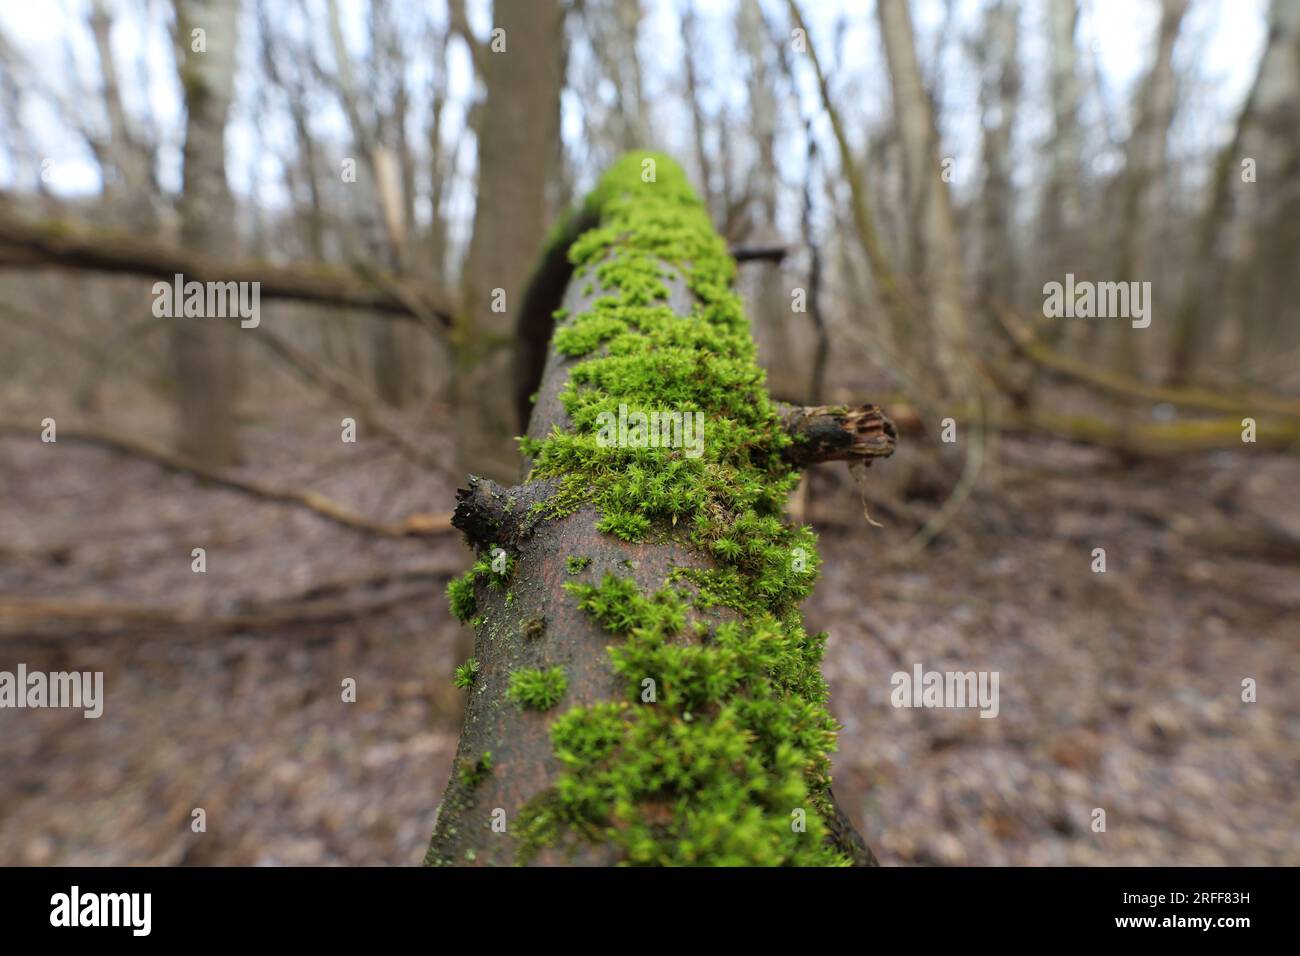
[[425, 153, 889, 867]]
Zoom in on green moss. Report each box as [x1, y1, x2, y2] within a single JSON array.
[[458, 751, 493, 788], [524, 573, 843, 865], [507, 666, 569, 711], [453, 658, 480, 689], [595, 511, 652, 541], [446, 572, 478, 623], [445, 545, 517, 625], [481, 547, 516, 587], [566, 555, 593, 574], [553, 312, 631, 357], [515, 792, 563, 864], [506, 152, 846, 866]]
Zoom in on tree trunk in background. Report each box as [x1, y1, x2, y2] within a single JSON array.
[[785, 0, 916, 399], [426, 28, 454, 290], [1036, 0, 1086, 363], [975, 0, 1020, 314], [1105, 0, 1186, 385], [1042, 0, 1083, 247], [84, 0, 160, 413], [326, 0, 412, 407], [1164, 0, 1299, 385], [1115, 0, 1186, 284], [736, 0, 802, 401], [172, 0, 241, 468], [877, 0, 977, 403], [370, 145, 412, 407], [1232, 0, 1300, 383], [454, 0, 564, 484]]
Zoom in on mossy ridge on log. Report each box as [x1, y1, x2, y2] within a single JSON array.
[[428, 152, 875, 866]]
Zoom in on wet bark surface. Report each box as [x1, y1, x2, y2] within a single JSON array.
[[424, 500, 716, 866]]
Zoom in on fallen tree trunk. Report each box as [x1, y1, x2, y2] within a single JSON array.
[[0, 209, 456, 327], [424, 153, 893, 867], [881, 388, 1300, 456], [995, 309, 1300, 421]]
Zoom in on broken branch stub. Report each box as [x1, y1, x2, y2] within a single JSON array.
[[780, 403, 897, 468]]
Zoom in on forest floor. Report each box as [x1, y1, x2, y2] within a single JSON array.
[[1, 392, 1296, 866]]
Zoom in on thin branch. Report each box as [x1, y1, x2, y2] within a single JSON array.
[[785, 0, 912, 356], [730, 243, 788, 263], [0, 418, 453, 539], [251, 324, 446, 472], [889, 415, 988, 563], [447, 0, 489, 79]]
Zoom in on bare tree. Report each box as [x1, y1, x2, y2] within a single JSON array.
[[1228, 0, 1300, 382], [171, 0, 242, 468], [974, 0, 1021, 314], [1165, 0, 1300, 384], [1102, 0, 1187, 386], [323, 0, 417, 406], [1041, 0, 1083, 244], [877, 0, 976, 401], [452, 0, 565, 483], [735, 0, 801, 400]]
